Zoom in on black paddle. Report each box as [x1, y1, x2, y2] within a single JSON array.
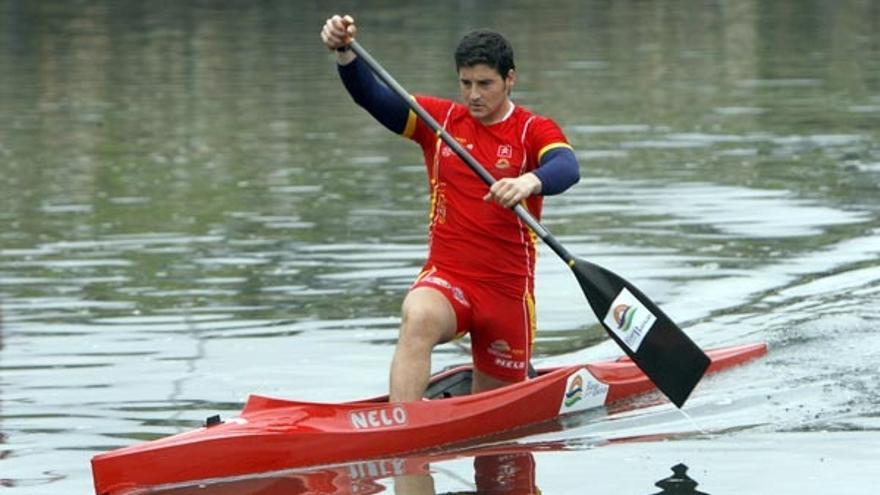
[[348, 40, 710, 408]]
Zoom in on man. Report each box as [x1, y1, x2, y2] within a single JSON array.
[[321, 15, 580, 402]]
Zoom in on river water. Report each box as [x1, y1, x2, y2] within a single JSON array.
[[1, 1, 879, 493]]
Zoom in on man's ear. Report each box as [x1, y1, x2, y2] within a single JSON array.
[[506, 69, 517, 94]]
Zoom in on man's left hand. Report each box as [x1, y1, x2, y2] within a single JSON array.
[[483, 173, 542, 208]]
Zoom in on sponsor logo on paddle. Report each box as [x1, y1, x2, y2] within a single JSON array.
[[603, 288, 656, 353], [350, 406, 408, 430], [558, 368, 609, 414]]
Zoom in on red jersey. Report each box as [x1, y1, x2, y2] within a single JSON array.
[[403, 96, 572, 294]]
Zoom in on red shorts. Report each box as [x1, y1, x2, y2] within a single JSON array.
[[410, 265, 535, 381]]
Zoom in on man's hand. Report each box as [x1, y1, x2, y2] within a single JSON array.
[[483, 173, 542, 208], [320, 15, 356, 51]]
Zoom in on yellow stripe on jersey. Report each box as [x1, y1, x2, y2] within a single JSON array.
[[428, 182, 438, 222], [537, 142, 574, 162], [524, 289, 537, 344], [402, 109, 418, 138]]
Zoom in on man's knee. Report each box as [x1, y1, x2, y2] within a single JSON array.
[[400, 295, 455, 346]]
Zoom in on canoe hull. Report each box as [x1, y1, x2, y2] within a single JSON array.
[[91, 343, 767, 495]]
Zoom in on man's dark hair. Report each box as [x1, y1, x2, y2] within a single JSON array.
[[454, 29, 515, 78]]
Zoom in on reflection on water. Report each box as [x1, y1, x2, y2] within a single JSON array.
[[132, 449, 540, 495], [1, 307, 7, 483], [122, 448, 712, 495], [1, 0, 880, 493]]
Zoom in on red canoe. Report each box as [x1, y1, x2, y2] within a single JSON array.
[[91, 342, 767, 495]]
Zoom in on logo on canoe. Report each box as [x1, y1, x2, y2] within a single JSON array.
[[558, 368, 609, 415], [564, 374, 584, 407], [603, 288, 656, 353], [350, 406, 408, 430]]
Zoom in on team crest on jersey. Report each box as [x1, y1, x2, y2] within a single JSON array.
[[495, 144, 513, 169]]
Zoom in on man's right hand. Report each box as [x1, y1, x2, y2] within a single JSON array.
[[320, 14, 357, 52]]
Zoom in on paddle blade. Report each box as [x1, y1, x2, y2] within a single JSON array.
[[570, 258, 710, 408]]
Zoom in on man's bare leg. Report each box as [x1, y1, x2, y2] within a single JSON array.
[[394, 474, 435, 495], [389, 288, 456, 402], [471, 368, 517, 395]]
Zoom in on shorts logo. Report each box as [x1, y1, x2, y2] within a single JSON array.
[[490, 341, 525, 369], [488, 340, 512, 359], [419, 275, 470, 307], [494, 357, 526, 370], [452, 287, 470, 307], [488, 339, 525, 359], [490, 340, 511, 353], [423, 276, 452, 290]]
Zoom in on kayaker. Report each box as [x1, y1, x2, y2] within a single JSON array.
[[321, 15, 581, 402]]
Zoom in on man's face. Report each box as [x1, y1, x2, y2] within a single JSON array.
[[458, 63, 516, 124]]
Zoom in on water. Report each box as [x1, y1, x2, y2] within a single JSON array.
[[1, 1, 879, 493]]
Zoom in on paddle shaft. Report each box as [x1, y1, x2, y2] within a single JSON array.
[[349, 41, 576, 266]]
